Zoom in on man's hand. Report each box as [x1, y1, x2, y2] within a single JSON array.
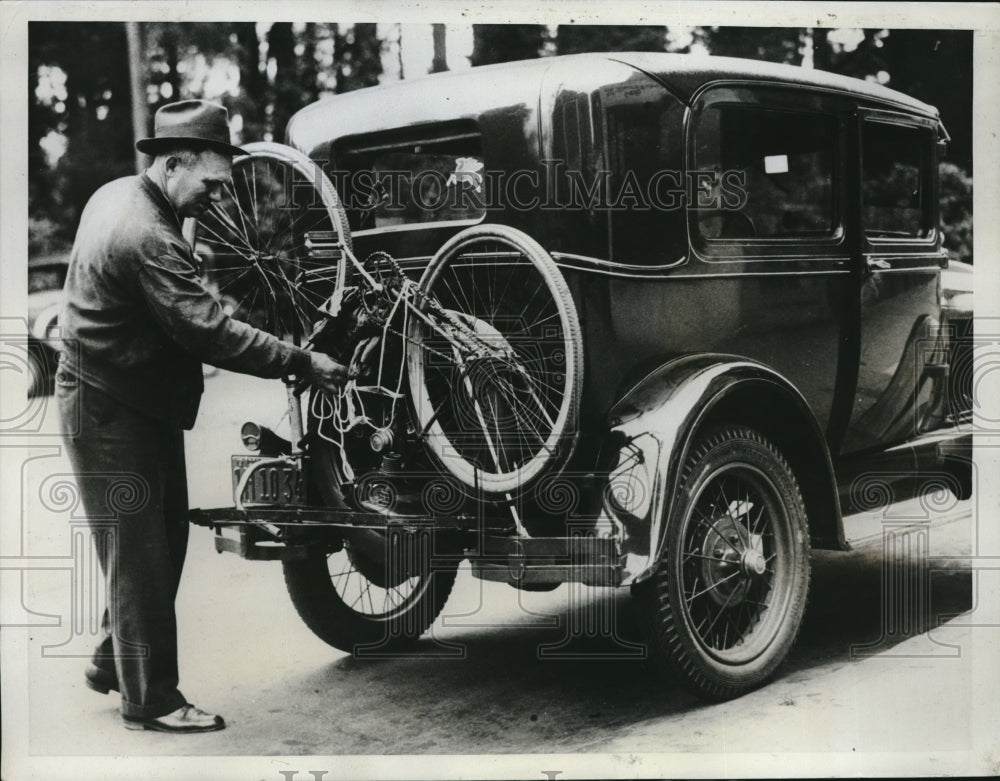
[[306, 352, 348, 392]]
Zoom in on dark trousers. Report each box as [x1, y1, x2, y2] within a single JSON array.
[[57, 373, 189, 718]]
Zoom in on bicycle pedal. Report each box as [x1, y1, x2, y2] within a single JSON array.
[[304, 231, 344, 261]]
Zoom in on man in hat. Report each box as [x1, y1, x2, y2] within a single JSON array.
[[57, 100, 347, 733]]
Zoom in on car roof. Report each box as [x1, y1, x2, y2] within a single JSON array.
[[612, 51, 938, 113], [287, 52, 939, 154]]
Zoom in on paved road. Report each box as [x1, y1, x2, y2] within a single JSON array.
[[7, 370, 996, 778]]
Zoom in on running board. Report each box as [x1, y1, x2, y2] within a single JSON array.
[[469, 536, 622, 587], [835, 423, 973, 516]]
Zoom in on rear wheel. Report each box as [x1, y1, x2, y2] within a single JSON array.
[[282, 529, 458, 653], [633, 425, 811, 700], [406, 225, 583, 497], [283, 435, 460, 653]]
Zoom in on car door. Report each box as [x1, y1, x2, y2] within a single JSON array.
[[841, 109, 948, 453], [671, 84, 852, 434]]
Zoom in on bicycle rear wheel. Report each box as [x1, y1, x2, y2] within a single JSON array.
[[195, 141, 351, 341], [406, 225, 583, 496]]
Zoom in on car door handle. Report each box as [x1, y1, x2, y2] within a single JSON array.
[[866, 258, 892, 272]]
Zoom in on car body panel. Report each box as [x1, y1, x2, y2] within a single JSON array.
[[598, 354, 841, 584], [27, 253, 69, 397]]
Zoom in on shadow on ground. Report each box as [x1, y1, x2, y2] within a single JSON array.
[[257, 543, 972, 755]]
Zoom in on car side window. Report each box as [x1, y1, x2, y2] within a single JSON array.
[[694, 105, 837, 241], [862, 120, 932, 239]]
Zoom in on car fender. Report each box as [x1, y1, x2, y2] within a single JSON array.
[[30, 302, 61, 342], [599, 353, 845, 586]]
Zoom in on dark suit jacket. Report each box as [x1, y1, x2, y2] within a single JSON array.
[[60, 173, 311, 429]]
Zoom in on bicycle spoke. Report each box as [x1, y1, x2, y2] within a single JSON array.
[[216, 272, 257, 303], [198, 218, 256, 260], [517, 309, 562, 334], [440, 270, 477, 318], [223, 180, 255, 248], [210, 198, 256, 251], [468, 392, 503, 471], [243, 161, 261, 247], [197, 151, 349, 341], [479, 367, 550, 447], [494, 380, 552, 448], [266, 205, 326, 255]]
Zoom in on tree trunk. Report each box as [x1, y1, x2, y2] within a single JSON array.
[[811, 28, 831, 72], [233, 23, 265, 141], [431, 24, 448, 73], [126, 22, 149, 173], [268, 22, 298, 142]]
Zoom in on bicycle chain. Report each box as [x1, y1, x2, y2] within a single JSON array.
[[356, 250, 507, 364]]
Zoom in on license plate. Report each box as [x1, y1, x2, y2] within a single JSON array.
[[231, 455, 306, 506]]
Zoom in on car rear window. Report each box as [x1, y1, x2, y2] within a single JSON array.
[[334, 123, 485, 232]]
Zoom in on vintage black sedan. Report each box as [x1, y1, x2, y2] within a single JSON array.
[[190, 52, 973, 700]]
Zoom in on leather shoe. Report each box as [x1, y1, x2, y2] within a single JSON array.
[[84, 665, 119, 695], [123, 704, 225, 733]]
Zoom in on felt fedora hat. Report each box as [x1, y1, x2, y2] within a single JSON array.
[[136, 100, 247, 157]]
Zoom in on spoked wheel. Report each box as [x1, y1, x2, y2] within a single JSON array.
[[406, 225, 583, 496], [282, 527, 458, 653], [195, 141, 351, 341], [285, 431, 460, 653], [633, 425, 811, 700]]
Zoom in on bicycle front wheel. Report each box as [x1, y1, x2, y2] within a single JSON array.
[[406, 225, 583, 496], [195, 141, 351, 342]]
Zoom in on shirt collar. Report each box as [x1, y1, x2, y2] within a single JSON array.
[[140, 171, 184, 231]]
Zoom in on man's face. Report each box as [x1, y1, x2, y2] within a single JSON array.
[[165, 149, 233, 218]]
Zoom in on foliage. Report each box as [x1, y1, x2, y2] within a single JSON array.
[[334, 23, 384, 94], [470, 25, 548, 66], [812, 28, 889, 78], [812, 28, 972, 173], [29, 22, 135, 250], [28, 21, 387, 254], [556, 25, 667, 54], [879, 30, 972, 173], [939, 162, 973, 263], [28, 216, 67, 257], [694, 27, 806, 65]]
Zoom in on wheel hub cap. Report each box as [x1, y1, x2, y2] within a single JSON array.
[[698, 509, 768, 606], [741, 548, 767, 577]]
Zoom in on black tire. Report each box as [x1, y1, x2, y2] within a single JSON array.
[[632, 425, 811, 700], [406, 224, 584, 496], [282, 535, 458, 654], [283, 439, 459, 653], [26, 342, 52, 399]]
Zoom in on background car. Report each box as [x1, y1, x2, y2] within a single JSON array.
[[27, 252, 68, 398]]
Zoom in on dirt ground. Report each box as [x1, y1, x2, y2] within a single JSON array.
[[4, 370, 998, 779]]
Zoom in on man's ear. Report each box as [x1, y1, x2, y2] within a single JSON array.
[[164, 155, 182, 175]]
